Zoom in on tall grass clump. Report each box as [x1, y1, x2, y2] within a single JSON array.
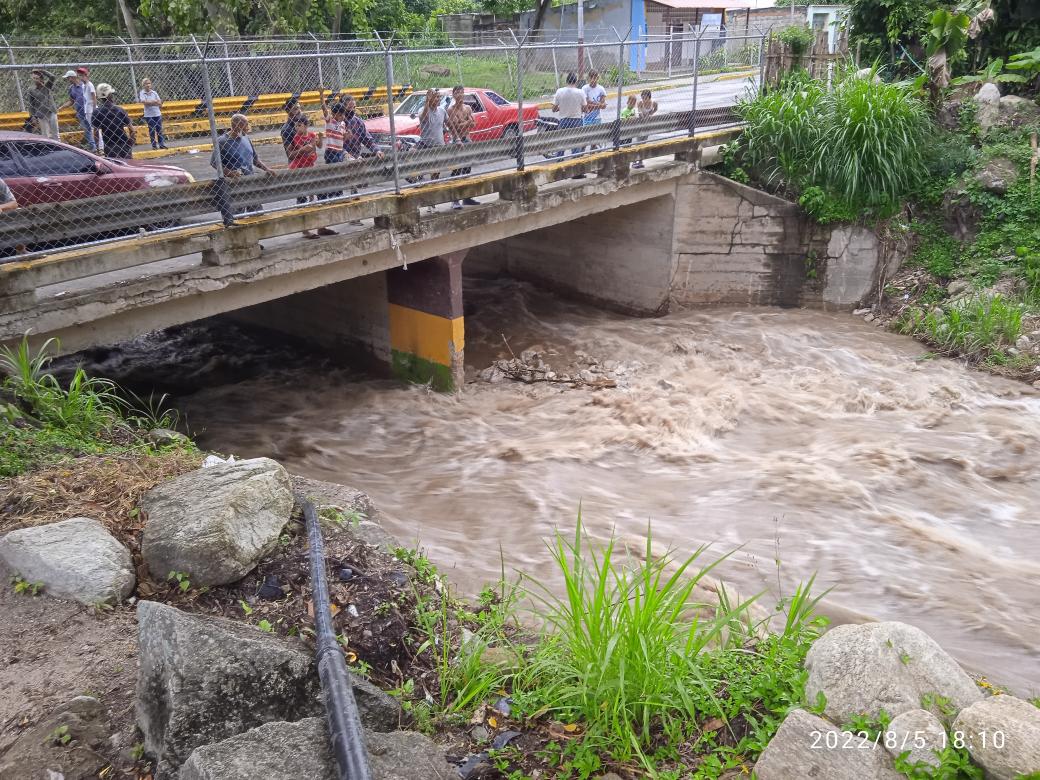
[[736, 66, 931, 218], [1, 335, 185, 476], [513, 520, 761, 769], [897, 294, 1024, 357]]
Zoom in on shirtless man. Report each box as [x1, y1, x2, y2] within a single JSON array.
[[446, 86, 479, 209]]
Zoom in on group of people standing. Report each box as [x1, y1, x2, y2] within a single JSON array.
[[552, 71, 657, 170], [24, 68, 167, 157]]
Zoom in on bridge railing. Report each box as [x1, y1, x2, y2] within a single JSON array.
[[0, 30, 763, 261]]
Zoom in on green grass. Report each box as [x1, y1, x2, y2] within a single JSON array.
[[400, 53, 561, 101], [897, 294, 1024, 358], [0, 335, 185, 477]]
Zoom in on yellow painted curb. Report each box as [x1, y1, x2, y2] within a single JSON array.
[[715, 70, 757, 82]]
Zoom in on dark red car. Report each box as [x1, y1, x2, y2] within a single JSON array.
[[0, 131, 194, 206], [364, 87, 540, 146]]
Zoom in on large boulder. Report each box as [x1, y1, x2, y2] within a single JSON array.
[[179, 718, 456, 780], [953, 695, 1040, 780], [885, 708, 947, 770], [804, 622, 982, 724], [753, 709, 903, 780], [141, 457, 293, 586], [974, 157, 1019, 196], [0, 696, 111, 780], [137, 601, 400, 776], [0, 517, 134, 605], [997, 94, 1040, 130], [974, 82, 1001, 131]]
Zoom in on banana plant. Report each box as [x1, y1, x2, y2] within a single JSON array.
[[1006, 46, 1040, 86], [924, 4, 995, 102], [951, 58, 1028, 86]]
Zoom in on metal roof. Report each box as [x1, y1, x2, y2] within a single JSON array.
[[647, 0, 756, 9]]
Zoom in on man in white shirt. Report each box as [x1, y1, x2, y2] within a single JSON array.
[[582, 70, 608, 151], [139, 78, 167, 149], [77, 68, 100, 151], [552, 71, 587, 161]]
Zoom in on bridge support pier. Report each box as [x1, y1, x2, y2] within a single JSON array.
[[386, 251, 467, 392]]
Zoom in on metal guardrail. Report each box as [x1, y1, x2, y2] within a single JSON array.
[[0, 107, 738, 255]]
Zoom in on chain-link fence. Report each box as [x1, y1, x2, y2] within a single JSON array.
[[0, 29, 761, 260]]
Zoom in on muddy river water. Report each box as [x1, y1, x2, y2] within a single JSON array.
[[81, 277, 1040, 691]]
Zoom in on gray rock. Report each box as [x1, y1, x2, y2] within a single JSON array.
[[0, 518, 134, 606], [997, 94, 1040, 129], [804, 622, 982, 724], [141, 457, 293, 586], [942, 186, 982, 243], [178, 718, 455, 780], [974, 82, 1001, 130], [148, 427, 191, 447], [753, 709, 903, 780], [1016, 335, 1031, 350], [137, 601, 400, 776], [974, 157, 1019, 196], [0, 696, 110, 780], [953, 695, 1040, 780], [885, 709, 946, 769], [947, 279, 971, 297]]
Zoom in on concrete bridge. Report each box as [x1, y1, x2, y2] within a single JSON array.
[[0, 130, 893, 391]]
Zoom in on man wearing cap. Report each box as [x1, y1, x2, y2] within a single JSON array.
[[27, 69, 59, 140], [78, 68, 99, 151], [58, 70, 96, 151], [92, 84, 135, 160]]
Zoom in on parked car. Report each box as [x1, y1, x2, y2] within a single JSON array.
[[363, 88, 540, 150], [0, 131, 194, 206]]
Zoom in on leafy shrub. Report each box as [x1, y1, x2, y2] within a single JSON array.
[[777, 25, 815, 58], [909, 220, 962, 278], [799, 186, 859, 224]]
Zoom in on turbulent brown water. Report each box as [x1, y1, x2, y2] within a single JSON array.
[[78, 277, 1040, 691]]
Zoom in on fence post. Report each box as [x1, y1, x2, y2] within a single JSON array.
[[194, 36, 234, 226], [689, 30, 703, 137], [757, 29, 769, 95], [667, 27, 674, 79], [309, 32, 325, 92], [217, 33, 235, 95], [450, 40, 463, 85], [551, 46, 560, 89], [0, 36, 25, 112], [512, 33, 526, 172], [119, 36, 139, 97], [376, 33, 402, 195]]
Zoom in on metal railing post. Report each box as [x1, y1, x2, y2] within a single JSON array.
[[0, 36, 25, 112], [118, 37, 139, 98], [689, 30, 704, 137], [310, 32, 325, 91], [513, 34, 526, 171], [194, 36, 234, 226], [217, 34, 235, 95], [613, 31, 626, 151], [376, 33, 402, 195], [551, 46, 560, 89], [667, 28, 674, 78]]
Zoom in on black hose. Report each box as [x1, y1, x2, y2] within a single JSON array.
[[301, 497, 373, 780]]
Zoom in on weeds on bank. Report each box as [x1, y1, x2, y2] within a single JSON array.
[[0, 335, 189, 477], [896, 294, 1024, 358], [396, 519, 828, 779]]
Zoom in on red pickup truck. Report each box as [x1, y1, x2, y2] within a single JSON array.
[[364, 88, 540, 146]]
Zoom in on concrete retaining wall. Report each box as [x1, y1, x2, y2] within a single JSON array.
[[476, 171, 899, 316]]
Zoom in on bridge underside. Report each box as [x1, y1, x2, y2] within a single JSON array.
[[0, 135, 892, 392]]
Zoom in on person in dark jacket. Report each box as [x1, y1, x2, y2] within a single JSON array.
[[91, 83, 135, 160], [26, 69, 59, 140]]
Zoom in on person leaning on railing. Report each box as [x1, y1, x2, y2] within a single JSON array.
[[210, 113, 272, 215], [0, 178, 17, 212]]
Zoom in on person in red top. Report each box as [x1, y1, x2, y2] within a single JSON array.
[[287, 117, 332, 239]]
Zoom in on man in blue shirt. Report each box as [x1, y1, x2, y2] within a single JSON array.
[[212, 114, 272, 215], [58, 70, 95, 151], [340, 95, 383, 160]]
